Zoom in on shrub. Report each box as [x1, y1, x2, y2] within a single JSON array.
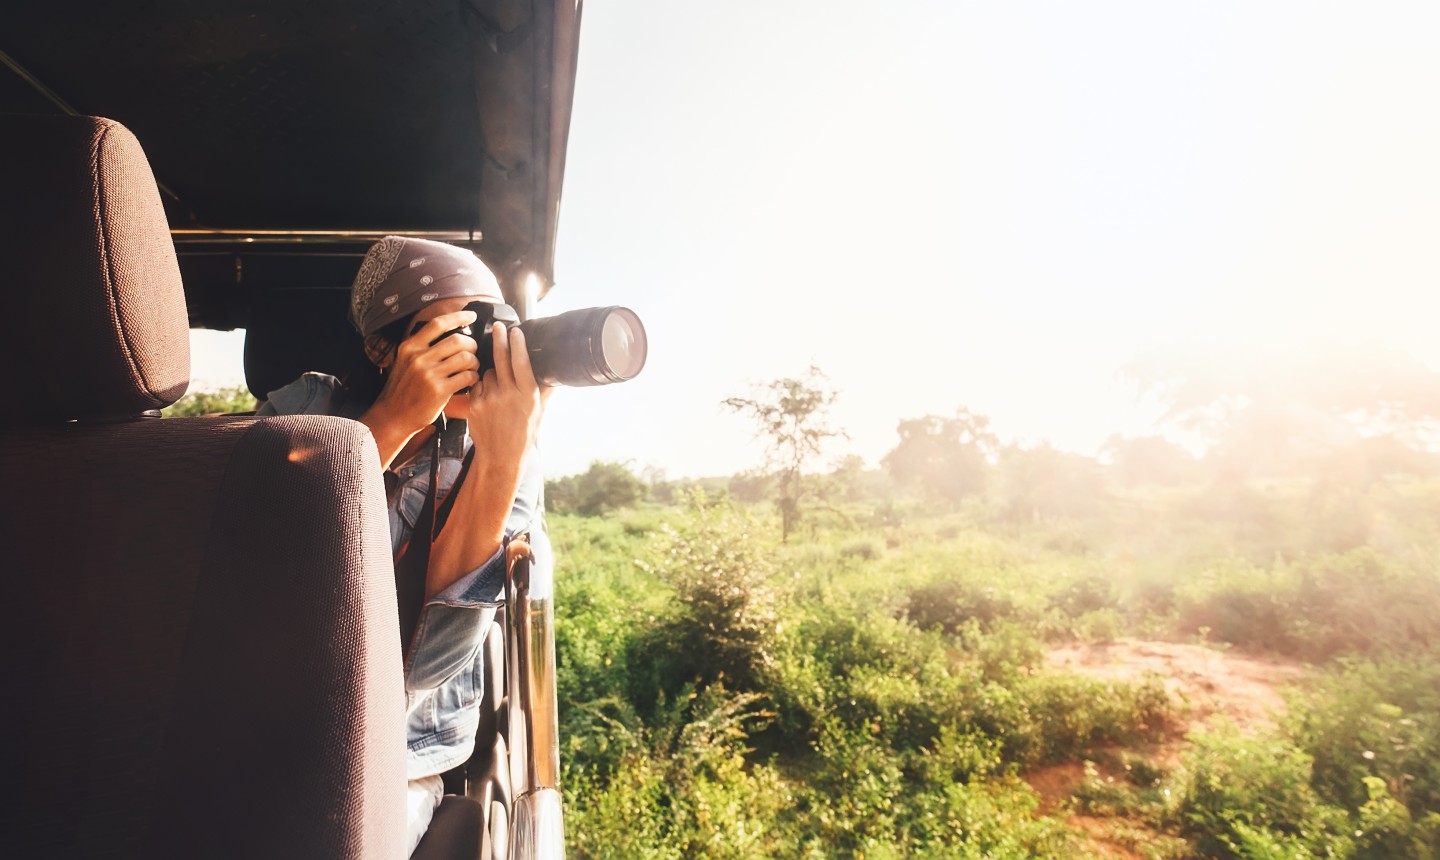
[[1004, 672, 1172, 766], [162, 384, 256, 416], [1176, 551, 1440, 660], [1287, 656, 1440, 825], [838, 537, 881, 560], [630, 496, 782, 702], [907, 579, 1022, 634], [1173, 727, 1355, 858], [565, 685, 794, 860], [956, 618, 1044, 682]]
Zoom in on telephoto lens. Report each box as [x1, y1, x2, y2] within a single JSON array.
[[521, 306, 647, 386], [461, 302, 648, 387]]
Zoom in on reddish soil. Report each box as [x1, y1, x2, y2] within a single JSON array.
[[1024, 638, 1309, 857], [1046, 638, 1307, 738]]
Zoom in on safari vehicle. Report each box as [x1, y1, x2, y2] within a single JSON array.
[[4, 2, 583, 857]]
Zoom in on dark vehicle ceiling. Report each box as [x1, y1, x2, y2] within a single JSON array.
[[1, 0, 581, 328]]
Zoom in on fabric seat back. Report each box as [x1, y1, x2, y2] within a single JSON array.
[[0, 114, 406, 858]]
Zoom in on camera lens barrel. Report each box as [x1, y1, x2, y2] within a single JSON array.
[[521, 306, 647, 387]]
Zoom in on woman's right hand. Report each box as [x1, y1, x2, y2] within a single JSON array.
[[362, 310, 482, 464]]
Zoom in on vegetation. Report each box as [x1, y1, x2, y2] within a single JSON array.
[[161, 384, 256, 417], [549, 367, 1440, 857], [723, 366, 844, 542], [548, 461, 649, 516]]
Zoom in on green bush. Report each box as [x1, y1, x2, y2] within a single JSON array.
[[565, 686, 794, 860], [1287, 657, 1440, 831], [1175, 550, 1440, 660], [906, 579, 1024, 634], [629, 496, 782, 704], [162, 384, 256, 416], [1002, 672, 1172, 766], [1174, 727, 1355, 858]]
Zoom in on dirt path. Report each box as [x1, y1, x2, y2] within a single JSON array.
[[1026, 639, 1309, 858], [1047, 638, 1308, 737]]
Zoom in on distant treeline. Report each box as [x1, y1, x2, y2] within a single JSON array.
[[547, 411, 1440, 538], [554, 348, 1440, 537]]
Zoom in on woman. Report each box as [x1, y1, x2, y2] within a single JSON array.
[[258, 236, 549, 855]]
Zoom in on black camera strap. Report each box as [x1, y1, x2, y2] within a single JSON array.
[[394, 418, 476, 657]]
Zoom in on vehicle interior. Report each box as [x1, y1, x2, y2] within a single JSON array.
[[2, 2, 581, 857]]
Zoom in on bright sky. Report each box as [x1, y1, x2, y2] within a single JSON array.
[[193, 0, 1440, 478]]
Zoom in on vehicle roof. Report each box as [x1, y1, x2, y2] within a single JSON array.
[[1, 0, 581, 326]]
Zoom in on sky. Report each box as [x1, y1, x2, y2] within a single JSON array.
[[192, 0, 1440, 479]]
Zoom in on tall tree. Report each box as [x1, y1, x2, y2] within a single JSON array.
[[723, 366, 844, 542], [882, 408, 999, 503], [1101, 434, 1200, 487]]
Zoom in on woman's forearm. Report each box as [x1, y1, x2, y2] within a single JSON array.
[[358, 403, 422, 471], [426, 455, 524, 597]]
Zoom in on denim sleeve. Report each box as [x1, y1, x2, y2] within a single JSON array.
[[255, 373, 331, 416], [402, 453, 549, 694], [402, 548, 506, 693]]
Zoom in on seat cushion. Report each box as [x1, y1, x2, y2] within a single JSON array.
[[412, 796, 484, 860], [3, 414, 406, 858]]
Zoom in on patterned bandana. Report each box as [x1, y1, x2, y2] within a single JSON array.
[[349, 236, 504, 335]]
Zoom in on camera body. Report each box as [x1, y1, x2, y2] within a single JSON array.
[[435, 300, 647, 389]]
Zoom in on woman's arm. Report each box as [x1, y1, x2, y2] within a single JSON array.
[[427, 322, 543, 597]]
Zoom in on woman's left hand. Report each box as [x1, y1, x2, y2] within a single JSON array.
[[466, 322, 544, 474]]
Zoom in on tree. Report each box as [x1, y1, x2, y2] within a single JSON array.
[[545, 460, 646, 516], [722, 366, 844, 542], [881, 408, 998, 503], [1101, 434, 1200, 487], [825, 454, 879, 503], [994, 444, 1107, 521]]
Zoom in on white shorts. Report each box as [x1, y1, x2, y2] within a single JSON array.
[[405, 773, 445, 857]]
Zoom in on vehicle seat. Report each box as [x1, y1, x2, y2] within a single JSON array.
[[0, 114, 407, 858]]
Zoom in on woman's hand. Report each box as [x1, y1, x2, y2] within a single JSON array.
[[360, 309, 481, 467], [467, 322, 544, 476], [426, 322, 547, 597]]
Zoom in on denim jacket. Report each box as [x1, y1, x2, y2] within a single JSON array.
[[258, 372, 550, 779]]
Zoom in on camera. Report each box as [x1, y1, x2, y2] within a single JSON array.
[[431, 300, 647, 389]]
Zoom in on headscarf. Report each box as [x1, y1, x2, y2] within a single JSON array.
[[349, 236, 503, 336]]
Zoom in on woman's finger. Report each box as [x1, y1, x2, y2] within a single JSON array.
[[490, 322, 516, 389], [475, 368, 499, 397], [411, 309, 479, 345], [435, 349, 480, 379], [509, 326, 538, 392], [426, 332, 478, 363]]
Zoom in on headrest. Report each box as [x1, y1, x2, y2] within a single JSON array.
[[0, 114, 189, 422]]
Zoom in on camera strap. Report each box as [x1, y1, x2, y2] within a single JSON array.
[[394, 418, 476, 657]]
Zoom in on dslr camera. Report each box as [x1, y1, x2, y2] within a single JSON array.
[[430, 301, 647, 389]]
